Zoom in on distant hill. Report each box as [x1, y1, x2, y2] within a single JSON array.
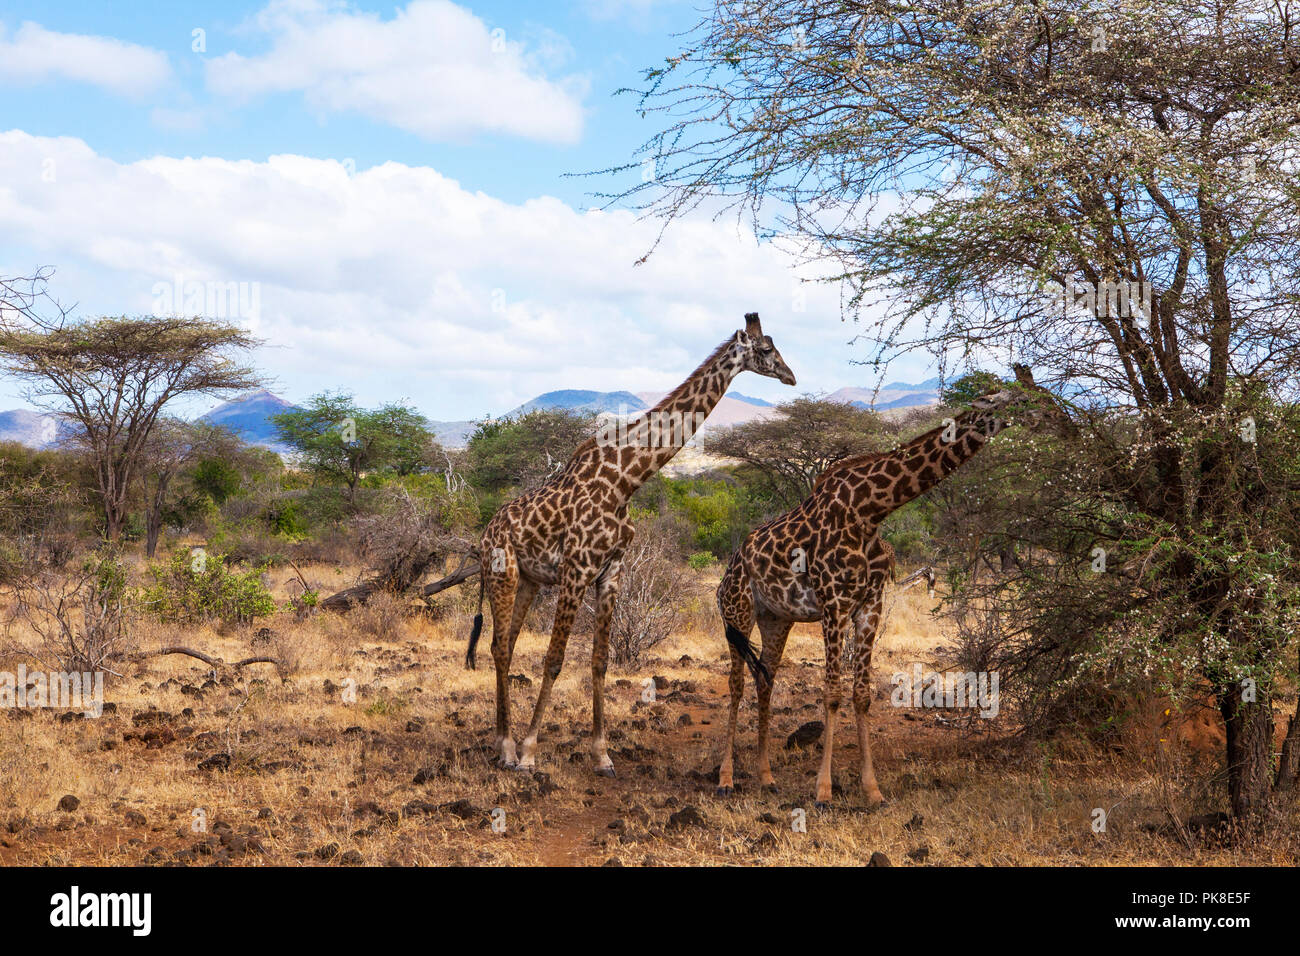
[[199, 389, 298, 450], [728, 392, 773, 407], [825, 377, 941, 411], [428, 420, 477, 448], [507, 389, 648, 417], [633, 391, 780, 434]]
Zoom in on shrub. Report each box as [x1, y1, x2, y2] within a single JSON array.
[[142, 547, 276, 626], [608, 518, 693, 666], [687, 551, 716, 570], [4, 552, 132, 672]]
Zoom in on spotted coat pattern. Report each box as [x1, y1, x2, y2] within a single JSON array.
[[715, 390, 1028, 804], [472, 314, 797, 775]]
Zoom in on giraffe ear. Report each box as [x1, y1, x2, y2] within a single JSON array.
[[744, 312, 762, 337]]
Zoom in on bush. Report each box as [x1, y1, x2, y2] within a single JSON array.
[[141, 547, 276, 626], [608, 518, 693, 666], [880, 499, 936, 566], [659, 476, 763, 558], [4, 552, 132, 672], [687, 551, 716, 570], [208, 527, 289, 568]]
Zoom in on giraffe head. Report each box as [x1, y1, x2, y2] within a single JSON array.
[[967, 386, 1057, 438], [734, 312, 797, 385]]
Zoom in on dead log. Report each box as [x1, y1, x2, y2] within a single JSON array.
[[320, 537, 478, 612], [319, 579, 388, 612]]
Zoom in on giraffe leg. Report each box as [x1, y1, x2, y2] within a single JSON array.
[[717, 642, 745, 795], [815, 608, 850, 806], [516, 571, 583, 771], [492, 576, 537, 767], [590, 558, 622, 777], [485, 547, 522, 767], [717, 566, 755, 795], [852, 591, 885, 807], [754, 611, 792, 791]]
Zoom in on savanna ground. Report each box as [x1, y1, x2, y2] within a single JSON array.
[[2, 556, 1297, 867]]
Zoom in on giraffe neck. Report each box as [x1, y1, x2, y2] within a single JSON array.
[[589, 336, 743, 502], [835, 408, 997, 519]]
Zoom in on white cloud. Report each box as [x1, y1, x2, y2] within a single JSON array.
[[0, 129, 892, 418], [0, 21, 171, 98], [206, 0, 588, 144]]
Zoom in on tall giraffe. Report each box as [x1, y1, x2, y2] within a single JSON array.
[[715, 388, 1049, 805], [466, 313, 796, 775]]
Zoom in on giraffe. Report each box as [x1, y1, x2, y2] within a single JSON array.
[[714, 387, 1049, 806], [465, 313, 796, 776]]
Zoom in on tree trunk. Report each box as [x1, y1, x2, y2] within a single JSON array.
[[1218, 686, 1276, 821], [1276, 708, 1300, 793], [145, 511, 162, 558], [145, 477, 171, 559], [103, 500, 126, 543]]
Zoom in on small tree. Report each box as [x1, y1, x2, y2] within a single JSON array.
[[608, 518, 693, 666], [5, 553, 131, 673], [136, 419, 238, 558], [272, 393, 434, 505], [464, 408, 598, 494]]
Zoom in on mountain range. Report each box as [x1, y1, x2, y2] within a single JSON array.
[[0, 379, 941, 452]]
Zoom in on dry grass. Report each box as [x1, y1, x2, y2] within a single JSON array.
[[0, 561, 1296, 867]]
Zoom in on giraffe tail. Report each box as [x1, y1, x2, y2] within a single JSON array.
[[464, 569, 486, 670], [724, 623, 771, 687]]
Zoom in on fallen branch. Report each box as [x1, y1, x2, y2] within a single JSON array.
[[320, 534, 478, 613], [422, 549, 480, 597], [137, 646, 280, 669]]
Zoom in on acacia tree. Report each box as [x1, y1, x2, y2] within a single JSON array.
[[0, 288, 261, 542], [613, 0, 1300, 821], [464, 408, 598, 494], [702, 396, 896, 506]]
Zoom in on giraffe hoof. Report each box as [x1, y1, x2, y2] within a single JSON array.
[[715, 786, 733, 797], [813, 800, 830, 811], [497, 757, 517, 770], [513, 761, 536, 773], [762, 784, 778, 795], [594, 765, 616, 779]]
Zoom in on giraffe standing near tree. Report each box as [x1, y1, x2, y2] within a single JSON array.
[[466, 313, 797, 776], [715, 387, 1060, 806]]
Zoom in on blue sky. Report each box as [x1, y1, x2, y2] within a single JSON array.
[[0, 0, 935, 419]]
